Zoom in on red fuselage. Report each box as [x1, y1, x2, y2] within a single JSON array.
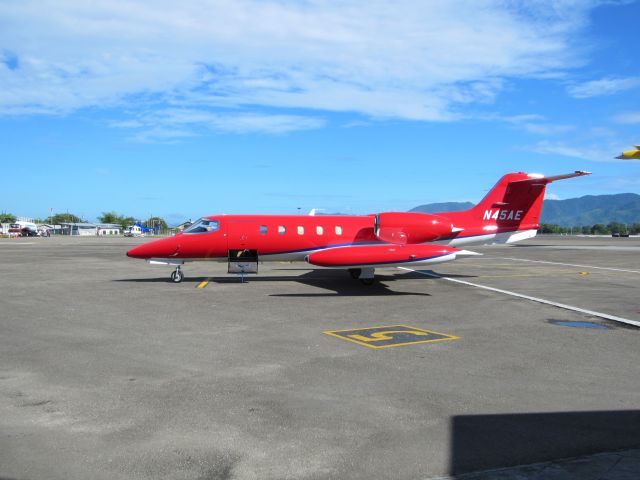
[[126, 171, 590, 281], [128, 215, 382, 261]]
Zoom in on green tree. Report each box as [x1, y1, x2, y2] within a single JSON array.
[[50, 213, 81, 224], [540, 223, 561, 234], [97, 212, 135, 229], [0, 213, 17, 223], [98, 211, 122, 224], [591, 224, 608, 235], [607, 222, 627, 234], [121, 216, 136, 228]]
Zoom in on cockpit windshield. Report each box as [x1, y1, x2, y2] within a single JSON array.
[[183, 218, 220, 234]]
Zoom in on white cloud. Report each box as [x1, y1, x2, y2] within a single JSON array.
[[527, 140, 620, 162], [545, 193, 561, 200], [498, 114, 575, 135], [613, 112, 640, 124], [567, 77, 640, 98], [0, 0, 600, 133], [520, 123, 575, 135], [113, 108, 326, 140]]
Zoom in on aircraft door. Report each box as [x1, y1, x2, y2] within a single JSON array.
[[227, 221, 250, 250], [227, 221, 258, 273]]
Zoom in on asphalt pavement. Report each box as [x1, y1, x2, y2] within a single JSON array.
[[1, 235, 638, 479]]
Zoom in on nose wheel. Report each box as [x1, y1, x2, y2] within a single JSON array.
[[170, 266, 184, 283]]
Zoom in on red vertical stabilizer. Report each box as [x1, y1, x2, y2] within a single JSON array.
[[444, 171, 590, 232]]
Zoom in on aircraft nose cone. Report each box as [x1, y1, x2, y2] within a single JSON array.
[[127, 237, 179, 259]]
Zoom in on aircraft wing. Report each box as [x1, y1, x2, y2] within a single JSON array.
[[305, 244, 478, 268]]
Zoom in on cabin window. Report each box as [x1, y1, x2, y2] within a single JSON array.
[[278, 225, 286, 235], [316, 225, 324, 235], [335, 225, 343, 235], [297, 226, 304, 235], [184, 218, 220, 234], [260, 225, 267, 234]]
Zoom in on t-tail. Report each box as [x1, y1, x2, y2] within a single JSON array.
[[442, 171, 591, 245]]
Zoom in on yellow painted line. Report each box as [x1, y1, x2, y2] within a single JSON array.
[[196, 279, 210, 289]]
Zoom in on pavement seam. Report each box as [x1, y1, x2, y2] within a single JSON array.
[[596, 454, 624, 480]]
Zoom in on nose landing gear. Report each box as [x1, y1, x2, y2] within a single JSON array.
[[170, 266, 184, 283]]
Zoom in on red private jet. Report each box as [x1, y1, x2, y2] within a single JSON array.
[[127, 171, 590, 284]]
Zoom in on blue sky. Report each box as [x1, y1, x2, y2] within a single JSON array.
[[1, 0, 639, 225]]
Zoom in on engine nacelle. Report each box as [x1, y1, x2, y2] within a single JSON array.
[[374, 212, 454, 244]]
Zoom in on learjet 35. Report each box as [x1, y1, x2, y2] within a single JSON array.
[[127, 171, 590, 284]]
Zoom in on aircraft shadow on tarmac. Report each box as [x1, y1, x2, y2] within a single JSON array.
[[267, 271, 430, 297], [115, 269, 476, 296], [449, 410, 640, 476]]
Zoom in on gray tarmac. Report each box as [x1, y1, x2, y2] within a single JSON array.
[[1, 235, 639, 480]]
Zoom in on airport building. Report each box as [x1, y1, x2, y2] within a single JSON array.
[[97, 223, 121, 235], [58, 222, 122, 235], [60, 222, 98, 236]]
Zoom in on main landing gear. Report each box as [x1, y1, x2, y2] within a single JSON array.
[[348, 267, 375, 285], [170, 265, 184, 283]]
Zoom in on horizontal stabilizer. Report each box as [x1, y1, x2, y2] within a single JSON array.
[[511, 171, 591, 184]]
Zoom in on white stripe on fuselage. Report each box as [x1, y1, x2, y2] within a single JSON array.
[[146, 229, 538, 265], [262, 230, 537, 263], [439, 229, 537, 247]]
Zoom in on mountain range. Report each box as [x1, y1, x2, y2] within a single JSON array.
[[410, 193, 640, 226]]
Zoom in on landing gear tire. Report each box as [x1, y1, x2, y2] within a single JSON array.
[[360, 278, 374, 286], [170, 268, 184, 283], [349, 268, 362, 279]]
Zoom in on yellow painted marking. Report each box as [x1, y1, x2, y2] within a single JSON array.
[[580, 271, 589, 276], [348, 330, 431, 343], [196, 279, 210, 289], [324, 324, 459, 349]]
